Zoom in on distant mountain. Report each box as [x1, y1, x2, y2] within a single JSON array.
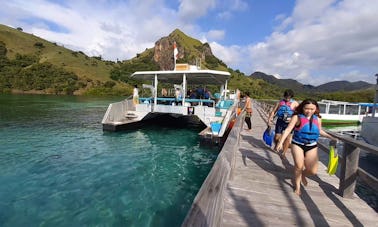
[[316, 80, 374, 92], [249, 71, 373, 93]]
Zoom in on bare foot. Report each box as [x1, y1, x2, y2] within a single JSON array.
[[294, 188, 301, 196], [301, 175, 308, 186]]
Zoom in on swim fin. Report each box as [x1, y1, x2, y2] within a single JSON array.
[[327, 146, 338, 175], [263, 126, 275, 146]]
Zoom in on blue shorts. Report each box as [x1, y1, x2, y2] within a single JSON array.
[[275, 118, 289, 134]]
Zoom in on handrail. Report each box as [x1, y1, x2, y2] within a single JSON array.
[[139, 97, 216, 106], [257, 100, 378, 198]]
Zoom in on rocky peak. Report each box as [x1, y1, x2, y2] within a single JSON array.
[[153, 37, 179, 70], [152, 29, 215, 70]]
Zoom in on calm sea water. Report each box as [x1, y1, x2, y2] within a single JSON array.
[[0, 94, 218, 227]]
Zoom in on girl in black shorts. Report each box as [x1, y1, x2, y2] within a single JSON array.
[[276, 99, 336, 196]]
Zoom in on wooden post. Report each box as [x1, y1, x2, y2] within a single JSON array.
[[339, 142, 360, 198]]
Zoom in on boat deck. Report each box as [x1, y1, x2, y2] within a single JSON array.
[[221, 104, 377, 226]]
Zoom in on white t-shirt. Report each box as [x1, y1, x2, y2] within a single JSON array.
[[133, 88, 139, 97]]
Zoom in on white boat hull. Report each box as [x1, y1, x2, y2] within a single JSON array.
[[361, 117, 378, 146]]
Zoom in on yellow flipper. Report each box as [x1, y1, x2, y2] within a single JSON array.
[[327, 146, 338, 175]]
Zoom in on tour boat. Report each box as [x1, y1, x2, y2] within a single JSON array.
[[101, 64, 240, 146], [318, 100, 376, 125]]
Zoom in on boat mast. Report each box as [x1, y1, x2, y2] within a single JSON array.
[[224, 80, 228, 99], [373, 73, 378, 117], [182, 73, 186, 106], [154, 74, 158, 112]]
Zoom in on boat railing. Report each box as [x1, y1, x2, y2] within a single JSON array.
[[140, 97, 216, 107], [102, 99, 135, 124]]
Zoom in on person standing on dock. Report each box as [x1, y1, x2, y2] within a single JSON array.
[[276, 99, 337, 196], [243, 91, 253, 131], [268, 89, 299, 158]]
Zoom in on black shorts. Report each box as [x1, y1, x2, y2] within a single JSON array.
[[292, 141, 317, 154]]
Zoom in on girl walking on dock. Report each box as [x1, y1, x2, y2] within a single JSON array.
[[276, 99, 337, 195]]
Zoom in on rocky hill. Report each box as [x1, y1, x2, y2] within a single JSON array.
[[118, 29, 227, 72]]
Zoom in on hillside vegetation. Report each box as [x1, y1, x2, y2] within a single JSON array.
[[0, 24, 375, 102], [0, 24, 130, 95]]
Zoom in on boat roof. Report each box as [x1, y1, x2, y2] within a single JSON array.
[[130, 69, 231, 85], [359, 103, 378, 107]]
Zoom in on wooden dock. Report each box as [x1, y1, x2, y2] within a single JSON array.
[[183, 103, 377, 227], [222, 105, 377, 226]]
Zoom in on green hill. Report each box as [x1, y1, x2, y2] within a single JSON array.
[[0, 24, 374, 102], [0, 24, 131, 95], [0, 24, 114, 82]]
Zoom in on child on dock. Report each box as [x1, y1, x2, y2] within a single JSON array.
[[243, 91, 253, 131], [276, 99, 337, 195], [268, 89, 299, 159]]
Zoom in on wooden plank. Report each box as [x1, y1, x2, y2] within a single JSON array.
[[220, 103, 378, 227]]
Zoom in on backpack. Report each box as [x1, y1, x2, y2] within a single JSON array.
[[276, 99, 294, 122]]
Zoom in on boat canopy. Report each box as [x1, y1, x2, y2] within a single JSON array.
[[359, 103, 378, 107], [130, 69, 230, 85]]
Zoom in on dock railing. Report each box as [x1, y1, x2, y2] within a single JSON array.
[[317, 131, 378, 198], [182, 108, 244, 227], [256, 101, 378, 198]]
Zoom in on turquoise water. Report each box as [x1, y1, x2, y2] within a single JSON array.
[[0, 94, 218, 226]]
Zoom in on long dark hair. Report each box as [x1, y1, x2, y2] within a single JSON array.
[[295, 99, 321, 118]]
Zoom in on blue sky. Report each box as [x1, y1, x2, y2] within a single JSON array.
[[1, 0, 377, 85]]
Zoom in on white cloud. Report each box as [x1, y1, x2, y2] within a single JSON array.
[[244, 0, 378, 85], [178, 0, 216, 21], [1, 0, 183, 61], [210, 42, 248, 71], [206, 30, 225, 41]]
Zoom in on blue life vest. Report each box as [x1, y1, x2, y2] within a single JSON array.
[[293, 114, 320, 145], [276, 99, 295, 119]]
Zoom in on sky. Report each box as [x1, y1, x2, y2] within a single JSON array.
[[1, 0, 378, 86]]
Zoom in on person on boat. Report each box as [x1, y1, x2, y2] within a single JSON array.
[[268, 89, 299, 158], [161, 88, 168, 97], [175, 88, 182, 105], [276, 99, 337, 196], [133, 85, 139, 106], [195, 86, 204, 99], [204, 88, 214, 107], [188, 89, 198, 106], [243, 91, 253, 131]]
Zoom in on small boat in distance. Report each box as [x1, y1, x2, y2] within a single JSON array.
[[318, 99, 377, 125], [101, 63, 239, 146]]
